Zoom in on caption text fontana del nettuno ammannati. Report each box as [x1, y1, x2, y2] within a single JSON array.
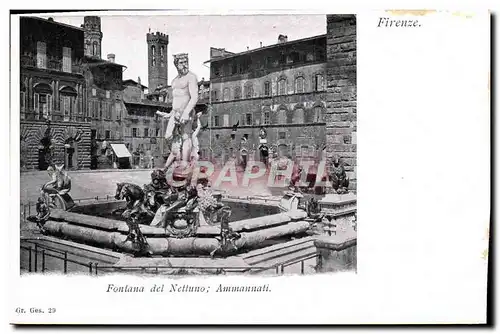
[[106, 283, 272, 293]]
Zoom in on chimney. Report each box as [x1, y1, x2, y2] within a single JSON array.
[[278, 34, 288, 43], [48, 17, 54, 22], [260, 42, 262, 48], [137, 76, 141, 85], [107, 54, 115, 63], [247, 46, 249, 51]]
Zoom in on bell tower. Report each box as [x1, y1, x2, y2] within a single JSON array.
[[83, 16, 103, 58], [147, 31, 169, 92]]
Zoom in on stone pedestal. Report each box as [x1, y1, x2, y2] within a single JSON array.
[[314, 233, 357, 273], [316, 193, 356, 236]]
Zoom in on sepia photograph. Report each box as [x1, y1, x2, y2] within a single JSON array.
[[18, 13, 357, 277]]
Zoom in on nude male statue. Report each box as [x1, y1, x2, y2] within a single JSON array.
[[158, 53, 199, 167]]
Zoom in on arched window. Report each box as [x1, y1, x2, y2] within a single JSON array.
[[59, 86, 78, 121], [151, 45, 156, 66], [160, 46, 165, 66], [277, 108, 287, 124], [244, 83, 253, 98], [295, 77, 305, 93], [234, 86, 242, 100], [92, 42, 98, 56], [223, 88, 230, 101], [33, 83, 53, 120], [278, 78, 287, 95]]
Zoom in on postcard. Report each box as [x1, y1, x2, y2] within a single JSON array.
[[7, 8, 490, 325]]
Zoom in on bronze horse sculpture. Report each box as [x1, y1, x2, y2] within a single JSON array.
[[114, 182, 155, 225]]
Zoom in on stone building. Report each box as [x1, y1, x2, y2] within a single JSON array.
[[325, 15, 357, 191], [201, 35, 328, 165], [122, 79, 170, 168], [20, 16, 91, 171], [79, 16, 129, 169]]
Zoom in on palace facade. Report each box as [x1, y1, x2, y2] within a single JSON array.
[[20, 16, 91, 171], [200, 34, 328, 165]]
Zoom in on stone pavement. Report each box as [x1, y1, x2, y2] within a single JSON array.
[[20, 168, 277, 204]]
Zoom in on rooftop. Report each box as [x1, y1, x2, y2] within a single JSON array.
[[84, 56, 127, 69], [23, 16, 85, 32], [123, 79, 148, 90], [205, 34, 327, 64]]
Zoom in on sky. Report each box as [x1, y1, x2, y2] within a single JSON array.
[[42, 14, 327, 86]]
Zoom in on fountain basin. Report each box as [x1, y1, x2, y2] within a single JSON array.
[[42, 200, 311, 257]]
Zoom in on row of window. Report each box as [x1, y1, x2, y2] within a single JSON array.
[[212, 74, 325, 102], [20, 91, 81, 119], [102, 130, 122, 140], [211, 49, 326, 77], [210, 143, 319, 158], [127, 127, 161, 138], [89, 100, 122, 120], [92, 89, 112, 99], [36, 41, 72, 73], [211, 106, 324, 127]]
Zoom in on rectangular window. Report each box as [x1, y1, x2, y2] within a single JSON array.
[[46, 94, 52, 120], [61, 95, 70, 120], [20, 92, 25, 113], [301, 145, 309, 157], [211, 90, 219, 102], [105, 130, 110, 139], [213, 115, 220, 127], [280, 53, 286, 64], [62, 47, 72, 73], [314, 75, 324, 91], [99, 101, 103, 119], [264, 82, 270, 96], [34, 93, 40, 119], [92, 88, 97, 96], [278, 132, 286, 140], [108, 102, 112, 119], [263, 112, 270, 125], [278, 79, 286, 95], [156, 128, 160, 137], [144, 128, 149, 137], [116, 131, 120, 140], [132, 128, 137, 138], [115, 102, 121, 120], [296, 77, 304, 93], [36, 42, 47, 69], [106, 90, 110, 99], [246, 113, 252, 126], [223, 114, 229, 127]]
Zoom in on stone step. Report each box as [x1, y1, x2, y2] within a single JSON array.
[[242, 237, 316, 267]]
